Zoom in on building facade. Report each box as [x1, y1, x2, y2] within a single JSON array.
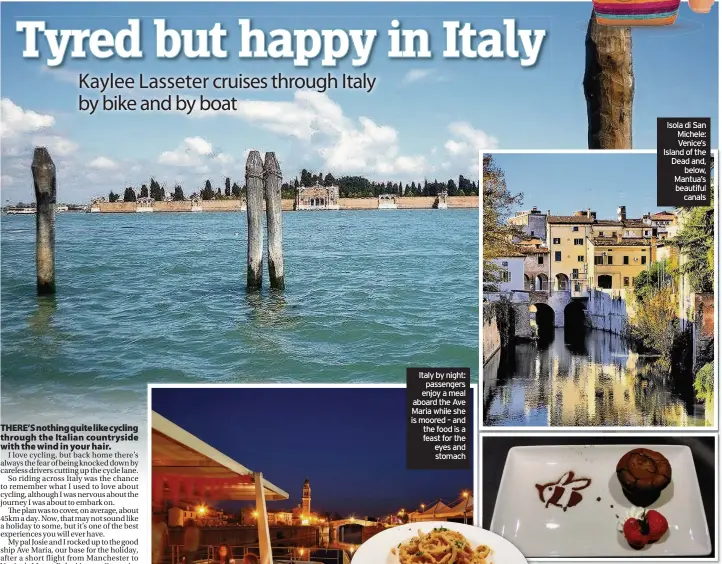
[[519, 243, 551, 291], [241, 479, 319, 527], [508, 206, 548, 241], [486, 256, 525, 293], [295, 184, 340, 210], [586, 236, 656, 290], [547, 212, 595, 292]]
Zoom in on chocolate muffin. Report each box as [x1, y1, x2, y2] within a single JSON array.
[[616, 448, 672, 507]]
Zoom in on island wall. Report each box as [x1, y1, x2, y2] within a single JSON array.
[[94, 196, 478, 212]]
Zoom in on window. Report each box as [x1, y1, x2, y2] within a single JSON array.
[[578, 255, 584, 262], [594, 255, 603, 265], [624, 277, 630, 286], [501, 270, 511, 283], [530, 231, 535, 236], [555, 251, 562, 262], [599, 232, 604, 237], [553, 238, 561, 245], [607, 256, 613, 265], [572, 226, 579, 232], [537, 255, 544, 265], [572, 269, 579, 279], [641, 256, 647, 265], [574, 238, 583, 245], [623, 256, 629, 265]]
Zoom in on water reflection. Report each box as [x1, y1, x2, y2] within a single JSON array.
[[484, 328, 707, 427], [243, 290, 298, 328]]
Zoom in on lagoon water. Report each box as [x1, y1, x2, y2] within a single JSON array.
[[1, 210, 478, 420]]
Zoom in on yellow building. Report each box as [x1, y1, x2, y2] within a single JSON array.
[[547, 212, 595, 291], [586, 236, 656, 290]]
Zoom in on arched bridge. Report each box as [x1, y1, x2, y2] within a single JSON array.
[[328, 518, 384, 543], [329, 518, 378, 529]]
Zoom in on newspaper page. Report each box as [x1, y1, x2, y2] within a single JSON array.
[[0, 2, 718, 564]]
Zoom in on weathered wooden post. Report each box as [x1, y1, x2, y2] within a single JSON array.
[[583, 12, 634, 149], [32, 147, 57, 295], [263, 152, 284, 290], [246, 151, 264, 291]]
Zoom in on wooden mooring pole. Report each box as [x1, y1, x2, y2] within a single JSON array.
[[32, 147, 57, 295], [245, 151, 264, 291], [263, 152, 284, 290], [583, 11, 634, 149]]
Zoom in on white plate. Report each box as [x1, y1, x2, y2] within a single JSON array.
[[489, 445, 712, 558], [351, 520, 528, 564]]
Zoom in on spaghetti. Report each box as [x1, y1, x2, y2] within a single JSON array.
[[391, 527, 492, 564]]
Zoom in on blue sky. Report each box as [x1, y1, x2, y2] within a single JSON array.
[[489, 152, 683, 218], [152, 387, 473, 516], [1, 2, 718, 203]]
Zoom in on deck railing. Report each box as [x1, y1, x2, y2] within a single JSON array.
[[164, 544, 348, 564]]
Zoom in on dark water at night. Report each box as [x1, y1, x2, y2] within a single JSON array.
[[483, 328, 709, 427]]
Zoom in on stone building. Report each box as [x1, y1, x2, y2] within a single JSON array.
[[295, 183, 340, 210], [508, 206, 548, 241], [519, 240, 550, 291]]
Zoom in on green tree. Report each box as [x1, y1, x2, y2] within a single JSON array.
[[225, 177, 231, 197], [172, 185, 184, 201], [231, 182, 242, 197], [108, 191, 120, 202], [670, 194, 714, 293], [201, 180, 214, 200], [632, 260, 673, 303], [149, 178, 164, 201], [123, 187, 137, 202], [627, 286, 678, 363], [139, 184, 149, 198], [694, 362, 714, 408]]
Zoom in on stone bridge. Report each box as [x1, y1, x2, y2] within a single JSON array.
[[528, 290, 578, 327], [328, 519, 383, 543]]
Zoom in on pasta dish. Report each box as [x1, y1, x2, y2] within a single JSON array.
[[391, 527, 492, 563]]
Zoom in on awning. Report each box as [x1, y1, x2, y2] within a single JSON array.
[[151, 411, 289, 503]]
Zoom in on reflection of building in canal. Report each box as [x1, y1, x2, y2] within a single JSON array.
[[295, 183, 340, 210], [517, 330, 691, 427]]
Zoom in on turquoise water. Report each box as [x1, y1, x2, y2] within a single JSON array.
[[1, 210, 478, 419]]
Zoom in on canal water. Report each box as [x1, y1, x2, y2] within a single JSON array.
[[1, 210, 478, 421], [483, 328, 708, 427]]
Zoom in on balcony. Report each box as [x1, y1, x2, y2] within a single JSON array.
[[570, 282, 589, 298]]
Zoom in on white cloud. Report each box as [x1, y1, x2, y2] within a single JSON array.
[[444, 122, 498, 157], [1, 99, 55, 138], [186, 91, 428, 177], [157, 136, 238, 181], [33, 135, 78, 156], [403, 69, 435, 84], [183, 137, 213, 156], [88, 156, 118, 170]]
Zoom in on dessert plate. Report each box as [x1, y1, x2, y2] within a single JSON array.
[[489, 445, 711, 558]]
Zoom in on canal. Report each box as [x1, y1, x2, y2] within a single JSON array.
[[483, 327, 708, 427]]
